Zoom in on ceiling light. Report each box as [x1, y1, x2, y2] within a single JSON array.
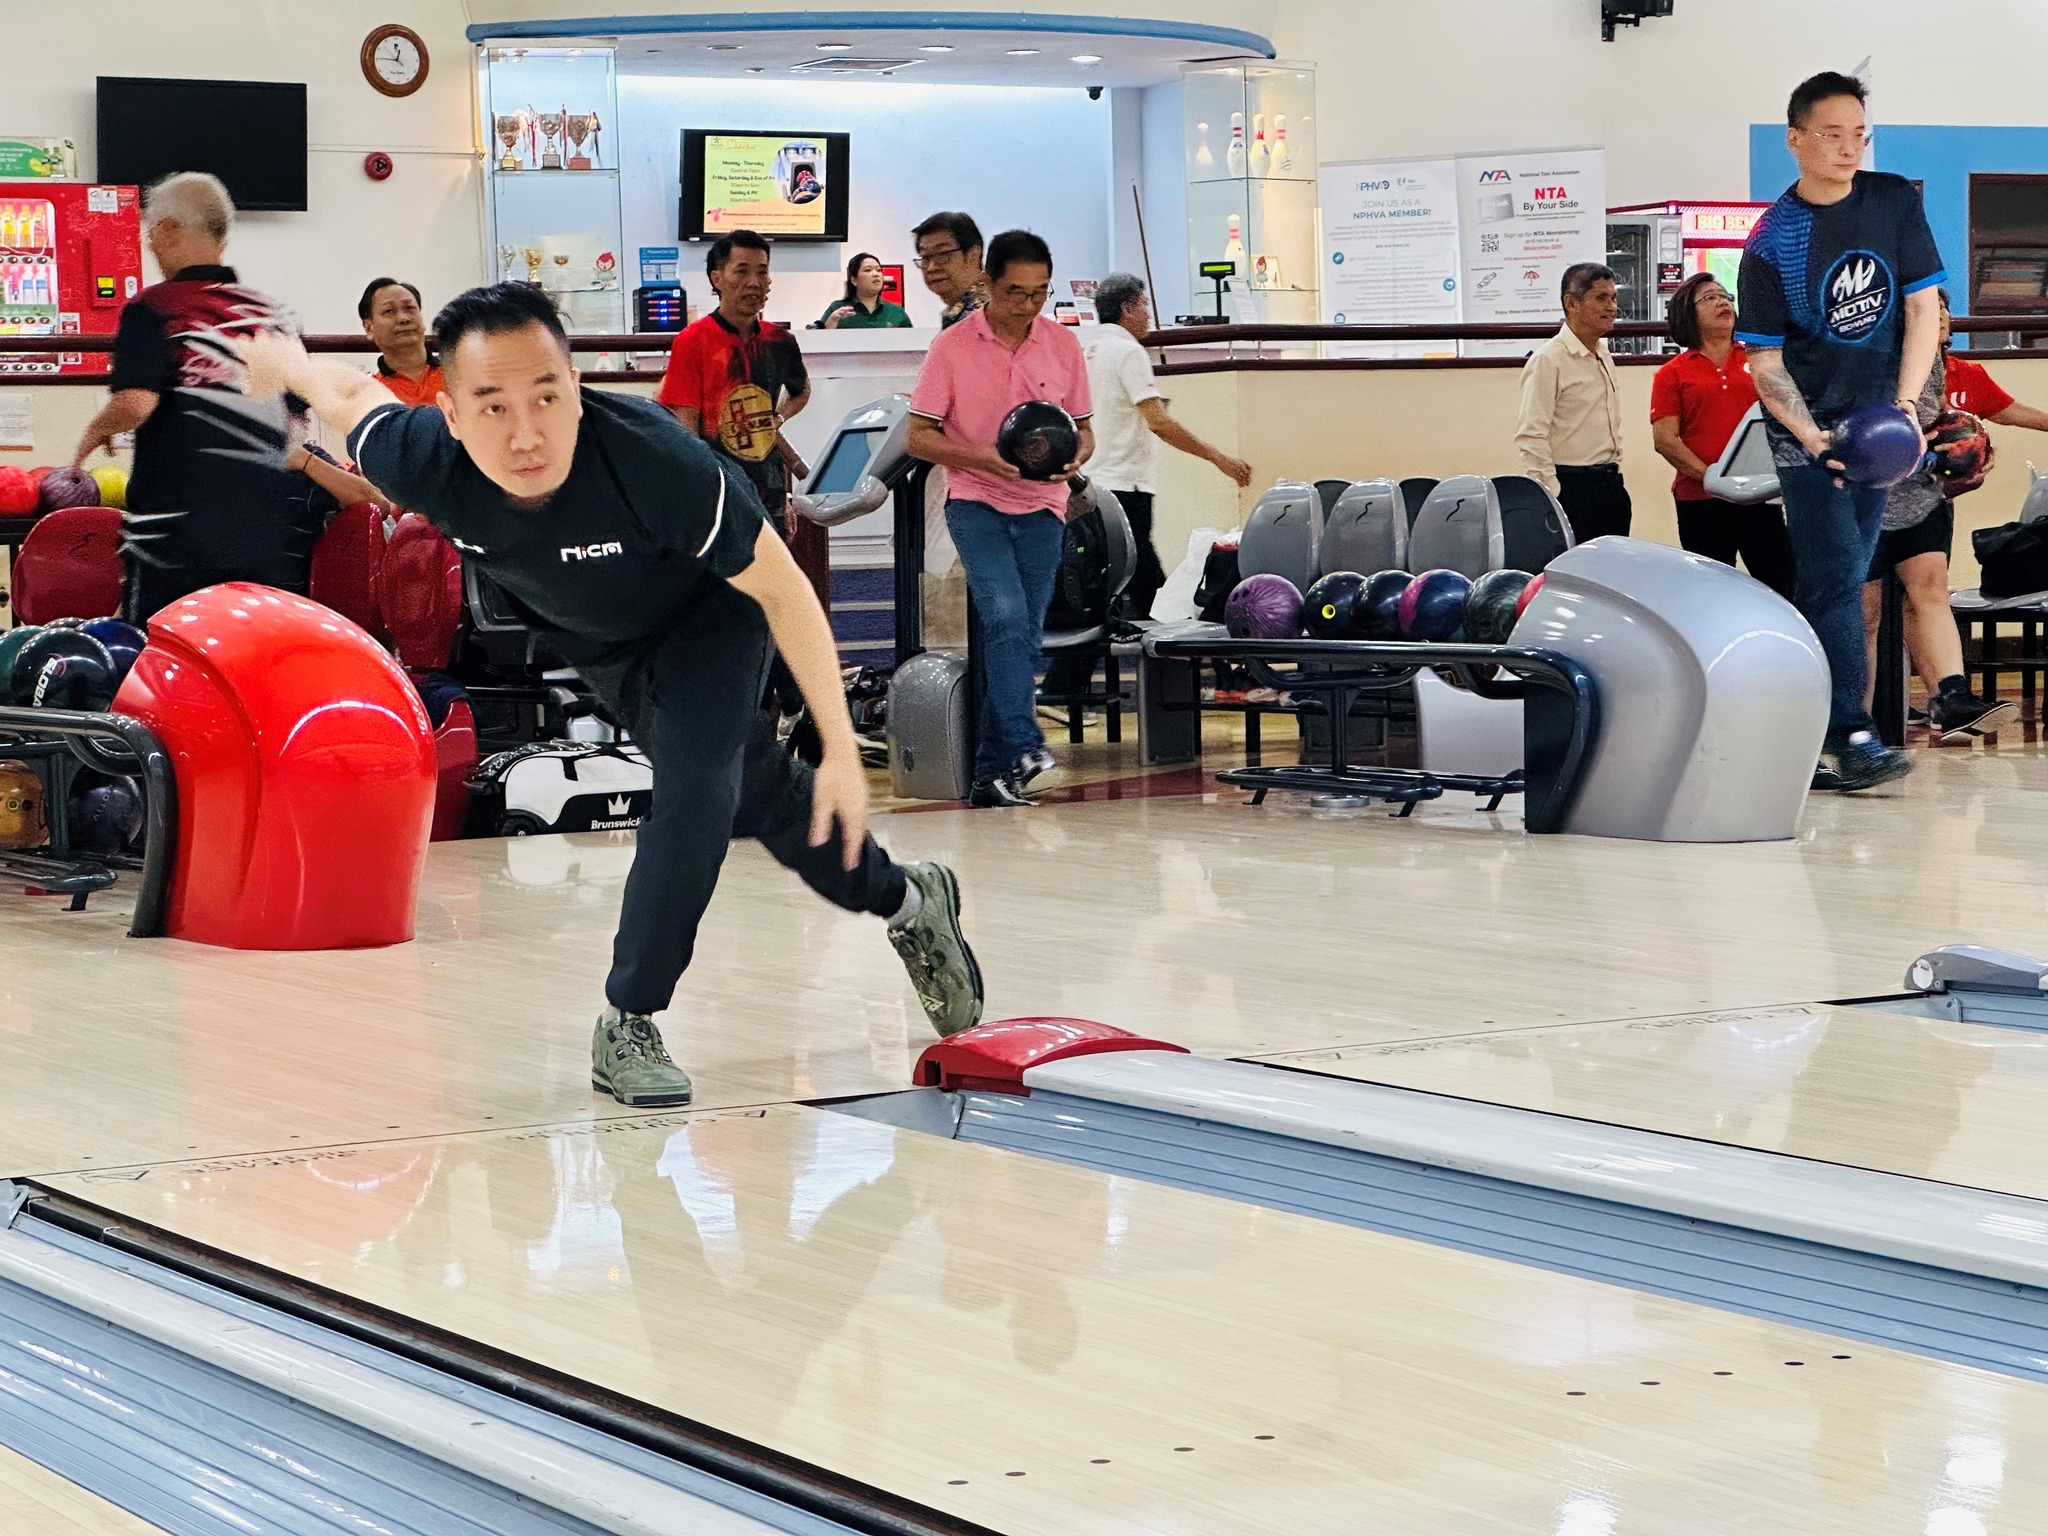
[[815, 42, 854, 51], [706, 44, 741, 51], [919, 44, 955, 53], [1071, 54, 1103, 65], [1007, 48, 1040, 57]]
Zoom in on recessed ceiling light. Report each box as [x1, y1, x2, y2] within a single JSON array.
[[919, 44, 954, 53], [1071, 54, 1104, 65], [1007, 48, 1041, 57], [745, 66, 764, 73], [706, 44, 741, 51], [815, 41, 854, 51]]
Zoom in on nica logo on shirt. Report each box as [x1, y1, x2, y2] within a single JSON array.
[[1823, 250, 1893, 344]]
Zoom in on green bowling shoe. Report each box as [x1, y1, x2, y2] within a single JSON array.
[[887, 861, 984, 1038], [591, 1008, 694, 1106]]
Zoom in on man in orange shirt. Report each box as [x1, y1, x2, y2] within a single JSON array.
[[359, 277, 446, 406]]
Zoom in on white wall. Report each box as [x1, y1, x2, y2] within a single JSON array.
[[614, 76, 1114, 327], [20, 0, 483, 333]]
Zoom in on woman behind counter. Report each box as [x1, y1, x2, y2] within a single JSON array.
[[817, 252, 913, 329]]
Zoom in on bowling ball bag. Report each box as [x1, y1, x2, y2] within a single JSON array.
[[1831, 401, 1925, 488], [67, 773, 143, 857], [466, 741, 654, 838], [0, 759, 45, 850], [1302, 571, 1368, 639], [1972, 519, 2048, 599], [995, 400, 1080, 482], [1928, 408, 1994, 496], [1192, 542, 1242, 623], [1464, 569, 1536, 645], [1358, 570, 1413, 641], [1046, 498, 1112, 629], [37, 465, 101, 513], [1224, 572, 1303, 639], [1397, 568, 1473, 642]]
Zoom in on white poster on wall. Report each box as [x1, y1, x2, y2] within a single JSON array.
[[1455, 148, 1607, 357], [1318, 157, 1462, 358]]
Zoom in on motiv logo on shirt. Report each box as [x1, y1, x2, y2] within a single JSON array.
[[561, 541, 624, 562], [1823, 250, 1893, 343]]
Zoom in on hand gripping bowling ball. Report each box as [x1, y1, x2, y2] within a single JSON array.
[[1358, 570, 1414, 640], [1830, 401, 1925, 488], [1302, 570, 1370, 639], [68, 775, 144, 857], [1463, 568, 1536, 645], [10, 629, 116, 711], [1397, 568, 1473, 642], [995, 400, 1081, 481], [36, 465, 101, 512], [1927, 408, 1994, 495], [1224, 572, 1304, 638]]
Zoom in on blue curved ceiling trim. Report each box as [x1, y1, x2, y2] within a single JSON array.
[[464, 9, 1276, 58]]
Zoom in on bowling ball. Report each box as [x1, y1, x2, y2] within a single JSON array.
[[37, 465, 101, 512], [1224, 572, 1304, 638], [1358, 570, 1413, 641], [1397, 568, 1473, 642], [10, 629, 113, 709], [26, 651, 117, 711], [0, 759, 44, 850], [0, 466, 34, 516], [1302, 570, 1369, 639], [81, 618, 146, 688], [1464, 569, 1536, 645], [1927, 408, 1993, 494], [87, 462, 128, 510], [995, 400, 1081, 482], [1830, 401, 1925, 488], [42, 617, 89, 631], [68, 776, 143, 857], [0, 625, 46, 704], [1513, 572, 1548, 628]]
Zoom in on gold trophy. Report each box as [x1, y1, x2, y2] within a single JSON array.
[[536, 108, 565, 170], [565, 112, 596, 171], [551, 252, 572, 290], [520, 246, 545, 286], [493, 111, 526, 172]]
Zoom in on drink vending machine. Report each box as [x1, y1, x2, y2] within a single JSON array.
[[1605, 200, 1770, 353], [0, 181, 144, 376]]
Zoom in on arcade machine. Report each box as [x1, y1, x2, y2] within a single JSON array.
[[1605, 200, 1769, 355], [0, 179, 143, 376]]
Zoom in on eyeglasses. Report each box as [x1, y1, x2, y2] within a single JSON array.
[[914, 246, 965, 268], [1800, 127, 1873, 149]]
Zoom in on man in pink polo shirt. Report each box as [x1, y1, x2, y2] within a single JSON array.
[[907, 229, 1093, 807]]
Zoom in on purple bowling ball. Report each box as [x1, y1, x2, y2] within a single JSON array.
[[1224, 572, 1304, 639], [1830, 401, 1925, 488], [37, 465, 102, 512]]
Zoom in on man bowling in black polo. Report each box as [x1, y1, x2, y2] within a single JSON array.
[[238, 283, 981, 1105]]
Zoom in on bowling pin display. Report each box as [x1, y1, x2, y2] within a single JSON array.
[[1226, 113, 1247, 178], [1224, 214, 1247, 266], [1194, 120, 1214, 171], [1250, 113, 1270, 176], [1273, 115, 1293, 175]]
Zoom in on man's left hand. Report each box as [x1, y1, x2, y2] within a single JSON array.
[[237, 330, 308, 399], [808, 750, 870, 871]]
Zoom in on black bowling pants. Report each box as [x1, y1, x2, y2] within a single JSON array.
[[580, 580, 906, 1016], [1555, 465, 1633, 542]]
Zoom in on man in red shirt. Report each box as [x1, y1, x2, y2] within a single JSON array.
[[1865, 291, 2048, 740], [656, 230, 824, 605], [359, 277, 446, 407]]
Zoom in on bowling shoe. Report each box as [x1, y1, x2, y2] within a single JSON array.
[[888, 861, 984, 1037], [591, 1008, 693, 1105]]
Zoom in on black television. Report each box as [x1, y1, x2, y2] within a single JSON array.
[[97, 76, 309, 212], [679, 129, 849, 243]]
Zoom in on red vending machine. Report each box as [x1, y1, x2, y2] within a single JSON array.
[[0, 181, 143, 376]]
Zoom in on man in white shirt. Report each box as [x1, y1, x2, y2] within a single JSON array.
[[1514, 261, 1629, 540], [1084, 272, 1250, 616]]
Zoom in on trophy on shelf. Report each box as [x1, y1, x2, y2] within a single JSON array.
[[565, 111, 599, 171], [520, 246, 545, 286], [551, 251, 572, 290], [494, 111, 527, 172], [535, 108, 565, 170], [497, 245, 516, 283]]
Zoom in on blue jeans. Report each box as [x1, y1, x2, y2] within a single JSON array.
[[945, 498, 1064, 782], [1778, 463, 1890, 744]]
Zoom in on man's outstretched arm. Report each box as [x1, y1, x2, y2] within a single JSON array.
[[239, 331, 396, 442]]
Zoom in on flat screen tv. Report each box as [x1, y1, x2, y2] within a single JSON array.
[[679, 129, 849, 243], [97, 76, 309, 212]]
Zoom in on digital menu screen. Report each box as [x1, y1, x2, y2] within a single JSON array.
[[680, 130, 850, 243]]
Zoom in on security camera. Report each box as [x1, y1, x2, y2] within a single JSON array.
[[1087, 85, 1103, 101]]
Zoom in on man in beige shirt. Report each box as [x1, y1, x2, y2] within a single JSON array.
[[1514, 261, 1630, 539]]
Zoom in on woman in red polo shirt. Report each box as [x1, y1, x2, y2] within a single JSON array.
[[1649, 273, 1794, 598]]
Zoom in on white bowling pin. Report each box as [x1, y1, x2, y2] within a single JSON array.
[[1224, 214, 1247, 264], [1226, 113, 1247, 177], [1194, 120, 1214, 170], [1250, 113, 1270, 176], [1274, 114, 1293, 175]]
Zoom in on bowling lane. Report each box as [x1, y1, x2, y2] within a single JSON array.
[[41, 1104, 2048, 1535], [1252, 1003, 2048, 1199]]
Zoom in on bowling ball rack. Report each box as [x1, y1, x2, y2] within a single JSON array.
[[1143, 635, 1599, 833], [0, 704, 175, 934]]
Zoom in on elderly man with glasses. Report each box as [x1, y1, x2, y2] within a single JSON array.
[[912, 211, 989, 329]]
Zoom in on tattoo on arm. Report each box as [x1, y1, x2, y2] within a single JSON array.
[[1748, 348, 1821, 443]]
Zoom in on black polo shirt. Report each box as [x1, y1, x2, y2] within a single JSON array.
[[348, 388, 765, 664], [109, 263, 311, 582]]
